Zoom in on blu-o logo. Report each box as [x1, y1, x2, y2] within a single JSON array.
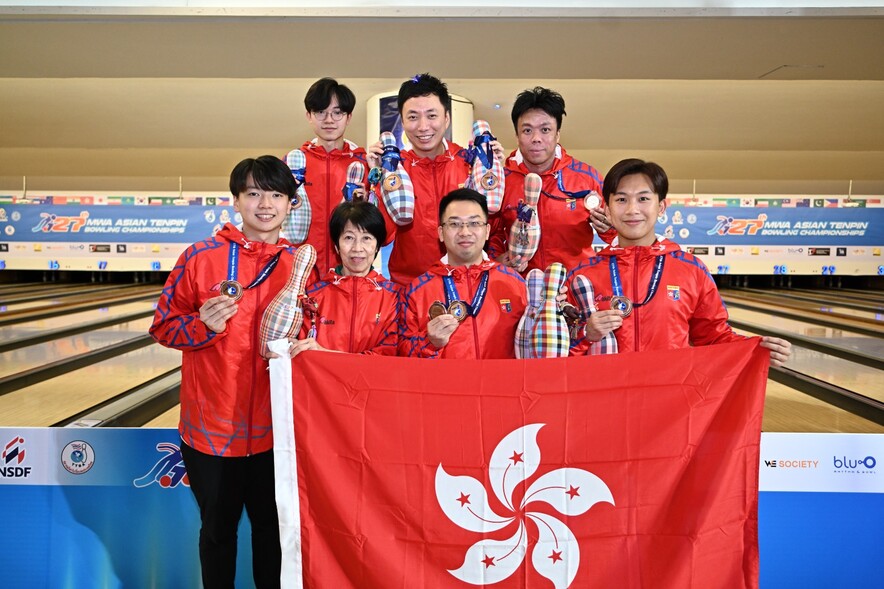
[[833, 456, 876, 470]]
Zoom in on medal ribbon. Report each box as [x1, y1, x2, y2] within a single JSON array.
[[608, 254, 665, 309], [227, 242, 283, 290], [442, 271, 490, 317], [381, 143, 401, 173], [471, 132, 494, 169]]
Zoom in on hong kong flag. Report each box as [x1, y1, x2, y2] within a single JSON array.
[[269, 339, 767, 589]]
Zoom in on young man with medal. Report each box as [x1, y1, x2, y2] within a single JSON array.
[[367, 73, 505, 287], [150, 155, 316, 589], [296, 77, 368, 274], [488, 87, 616, 274], [400, 188, 527, 359], [289, 200, 402, 357], [566, 158, 792, 367]]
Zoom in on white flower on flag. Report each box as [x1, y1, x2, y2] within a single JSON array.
[[435, 424, 614, 588]]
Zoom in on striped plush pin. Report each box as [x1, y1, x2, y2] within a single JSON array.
[[530, 262, 570, 358], [571, 274, 619, 355], [514, 268, 545, 359], [466, 120, 504, 214], [507, 172, 542, 263], [342, 161, 374, 204], [378, 131, 415, 225], [258, 244, 317, 357], [281, 149, 312, 244]]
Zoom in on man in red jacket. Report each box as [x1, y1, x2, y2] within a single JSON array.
[[368, 73, 504, 286], [489, 87, 615, 274], [298, 77, 368, 274], [401, 188, 527, 359], [566, 158, 792, 367], [150, 156, 304, 588]]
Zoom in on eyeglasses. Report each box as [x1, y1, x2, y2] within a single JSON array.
[[441, 220, 488, 231], [312, 109, 346, 121]]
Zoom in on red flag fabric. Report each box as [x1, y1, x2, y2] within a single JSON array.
[[272, 339, 767, 589]]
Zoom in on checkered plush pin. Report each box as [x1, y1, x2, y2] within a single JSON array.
[[258, 244, 316, 357], [281, 148, 312, 244], [378, 132, 415, 225], [508, 172, 542, 263], [571, 274, 619, 355], [514, 268, 545, 359], [530, 263, 570, 358], [465, 120, 504, 214]]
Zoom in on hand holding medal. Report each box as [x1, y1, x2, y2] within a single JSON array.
[[199, 295, 238, 334], [427, 301, 462, 349]]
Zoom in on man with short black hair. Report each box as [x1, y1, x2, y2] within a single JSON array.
[[400, 188, 526, 359]]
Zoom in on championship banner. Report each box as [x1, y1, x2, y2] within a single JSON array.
[[270, 339, 768, 589]]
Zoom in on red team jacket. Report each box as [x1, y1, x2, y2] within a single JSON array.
[[379, 141, 472, 286], [301, 139, 367, 274], [488, 146, 616, 273], [566, 239, 743, 355], [300, 268, 401, 355], [401, 260, 527, 359], [150, 223, 304, 457]]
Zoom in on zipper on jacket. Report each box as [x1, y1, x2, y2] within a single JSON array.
[[632, 248, 640, 352], [349, 277, 358, 353], [324, 156, 332, 273], [246, 241, 269, 455], [466, 271, 481, 358]]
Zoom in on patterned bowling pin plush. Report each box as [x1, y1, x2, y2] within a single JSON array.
[[507, 172, 542, 263], [258, 244, 317, 357], [342, 161, 375, 204], [514, 269, 545, 359], [465, 120, 505, 214], [530, 263, 570, 358], [377, 131, 415, 225], [281, 149, 312, 244], [571, 274, 619, 355]]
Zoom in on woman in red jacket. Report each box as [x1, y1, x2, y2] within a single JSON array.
[[290, 201, 401, 356]]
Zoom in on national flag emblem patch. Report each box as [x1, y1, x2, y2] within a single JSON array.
[[667, 285, 680, 301], [500, 298, 512, 312]]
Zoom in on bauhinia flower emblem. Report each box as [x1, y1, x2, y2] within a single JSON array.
[[435, 424, 614, 588]]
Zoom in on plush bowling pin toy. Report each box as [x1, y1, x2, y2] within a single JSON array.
[[342, 161, 375, 204], [466, 120, 504, 214], [281, 148, 312, 244], [507, 172, 542, 263], [377, 131, 415, 225], [570, 274, 619, 355], [258, 244, 317, 357], [514, 269, 545, 359], [530, 262, 570, 358]]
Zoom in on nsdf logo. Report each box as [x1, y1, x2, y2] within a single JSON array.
[[833, 455, 877, 474], [1, 436, 32, 479]]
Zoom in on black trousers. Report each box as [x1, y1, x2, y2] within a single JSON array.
[[181, 441, 281, 589]]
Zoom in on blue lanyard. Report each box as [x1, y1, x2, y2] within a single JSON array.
[[227, 242, 282, 290], [471, 133, 494, 169], [381, 143, 402, 173], [442, 271, 490, 317], [608, 254, 665, 308]]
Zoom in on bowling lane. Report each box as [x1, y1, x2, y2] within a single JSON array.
[[0, 344, 182, 427], [0, 300, 156, 343], [762, 380, 882, 433], [725, 288, 884, 317], [0, 284, 158, 314], [144, 406, 180, 428], [0, 316, 155, 377], [0, 283, 137, 305], [723, 291, 882, 324], [727, 306, 884, 357]]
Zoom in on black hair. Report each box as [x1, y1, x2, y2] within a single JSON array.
[[511, 87, 566, 132], [304, 77, 356, 114], [397, 73, 451, 114], [329, 201, 387, 257], [229, 155, 298, 199], [438, 188, 489, 222], [601, 159, 669, 203]]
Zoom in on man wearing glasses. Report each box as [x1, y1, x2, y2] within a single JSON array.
[[297, 77, 368, 274], [400, 189, 527, 359], [488, 87, 615, 274]]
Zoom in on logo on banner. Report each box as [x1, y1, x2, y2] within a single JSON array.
[[32, 212, 90, 233], [707, 214, 767, 236], [435, 424, 614, 587], [0, 436, 32, 479], [133, 442, 190, 489], [763, 458, 819, 469], [833, 455, 877, 474], [61, 440, 95, 475]]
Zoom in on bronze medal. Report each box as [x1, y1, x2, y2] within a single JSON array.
[[383, 173, 402, 192], [609, 295, 633, 318], [448, 301, 470, 322], [428, 301, 447, 321], [290, 191, 303, 210], [220, 280, 244, 301], [481, 171, 499, 190]]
